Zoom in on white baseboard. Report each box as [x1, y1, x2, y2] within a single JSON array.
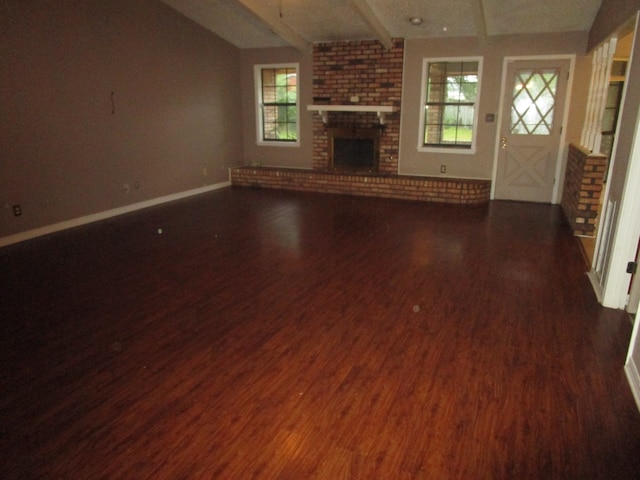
[[625, 313, 640, 414], [0, 182, 230, 248], [625, 359, 640, 414], [587, 269, 604, 304]]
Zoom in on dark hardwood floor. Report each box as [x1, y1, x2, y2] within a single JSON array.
[[1, 187, 639, 479]]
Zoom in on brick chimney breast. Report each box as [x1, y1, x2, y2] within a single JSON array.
[[311, 39, 404, 175]]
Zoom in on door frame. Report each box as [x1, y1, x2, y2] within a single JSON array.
[[593, 13, 640, 310], [621, 112, 640, 408], [491, 55, 576, 203]]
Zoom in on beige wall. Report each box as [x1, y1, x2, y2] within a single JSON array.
[[0, 0, 242, 239], [589, 0, 640, 50], [0, 0, 619, 244], [399, 32, 589, 180], [240, 47, 313, 168], [238, 32, 590, 183]]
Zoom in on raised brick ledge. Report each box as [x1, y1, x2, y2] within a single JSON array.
[[561, 144, 607, 236], [230, 167, 491, 205]]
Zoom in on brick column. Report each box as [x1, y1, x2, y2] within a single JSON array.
[[311, 39, 404, 174], [561, 144, 608, 236]]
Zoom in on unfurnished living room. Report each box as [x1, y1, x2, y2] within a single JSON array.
[[2, 0, 640, 478]]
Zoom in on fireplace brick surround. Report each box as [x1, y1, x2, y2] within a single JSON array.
[[232, 38, 491, 205], [311, 39, 403, 174]]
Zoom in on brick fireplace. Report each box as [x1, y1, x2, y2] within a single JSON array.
[[231, 38, 491, 205], [310, 39, 403, 174]]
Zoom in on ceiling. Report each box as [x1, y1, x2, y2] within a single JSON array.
[[160, 0, 603, 53]]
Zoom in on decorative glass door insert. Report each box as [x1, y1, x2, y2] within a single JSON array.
[[510, 69, 559, 135], [494, 59, 570, 203]]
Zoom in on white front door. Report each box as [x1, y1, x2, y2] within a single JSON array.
[[494, 59, 571, 203]]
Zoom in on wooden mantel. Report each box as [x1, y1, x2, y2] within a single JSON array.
[[307, 105, 397, 125]]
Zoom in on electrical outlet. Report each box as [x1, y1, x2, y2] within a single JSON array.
[[12, 204, 22, 217], [440, 165, 446, 173]]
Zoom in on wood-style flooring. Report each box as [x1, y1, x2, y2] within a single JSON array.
[[1, 187, 639, 479]]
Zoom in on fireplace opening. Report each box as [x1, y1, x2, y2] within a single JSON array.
[[328, 127, 380, 172]]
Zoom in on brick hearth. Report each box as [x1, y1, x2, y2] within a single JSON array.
[[234, 38, 490, 205], [230, 167, 490, 205]]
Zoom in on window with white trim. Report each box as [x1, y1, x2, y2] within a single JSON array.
[[255, 64, 299, 146], [419, 58, 482, 153]]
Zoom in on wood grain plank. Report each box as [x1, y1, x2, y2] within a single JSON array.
[[1, 188, 639, 479]]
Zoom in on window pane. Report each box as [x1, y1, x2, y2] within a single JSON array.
[[443, 105, 460, 129], [262, 105, 278, 139], [259, 66, 298, 142], [606, 82, 622, 107], [275, 70, 286, 86], [601, 109, 616, 132], [446, 62, 463, 76], [510, 68, 558, 135], [262, 69, 275, 87], [423, 60, 479, 148], [429, 63, 447, 81], [286, 105, 297, 123], [602, 82, 623, 135], [275, 85, 288, 102], [458, 75, 478, 102], [445, 77, 461, 101]]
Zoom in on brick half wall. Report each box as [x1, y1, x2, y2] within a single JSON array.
[[231, 167, 490, 205], [561, 144, 607, 236]]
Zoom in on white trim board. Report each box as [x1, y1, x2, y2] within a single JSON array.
[[0, 181, 230, 248], [626, 252, 640, 414], [625, 359, 640, 414], [601, 87, 640, 308], [594, 13, 640, 309]]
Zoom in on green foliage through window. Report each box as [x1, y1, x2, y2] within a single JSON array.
[[423, 61, 479, 148], [260, 67, 298, 142]]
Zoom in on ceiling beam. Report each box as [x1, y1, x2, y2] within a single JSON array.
[[233, 0, 313, 55], [348, 0, 393, 50], [470, 0, 488, 40]]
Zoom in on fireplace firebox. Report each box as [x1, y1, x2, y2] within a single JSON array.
[[328, 127, 380, 173]]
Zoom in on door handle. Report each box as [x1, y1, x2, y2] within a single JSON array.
[[500, 137, 507, 149]]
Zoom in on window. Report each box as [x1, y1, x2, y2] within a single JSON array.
[[510, 68, 559, 135], [255, 64, 299, 146], [601, 81, 623, 158], [419, 58, 482, 152]]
